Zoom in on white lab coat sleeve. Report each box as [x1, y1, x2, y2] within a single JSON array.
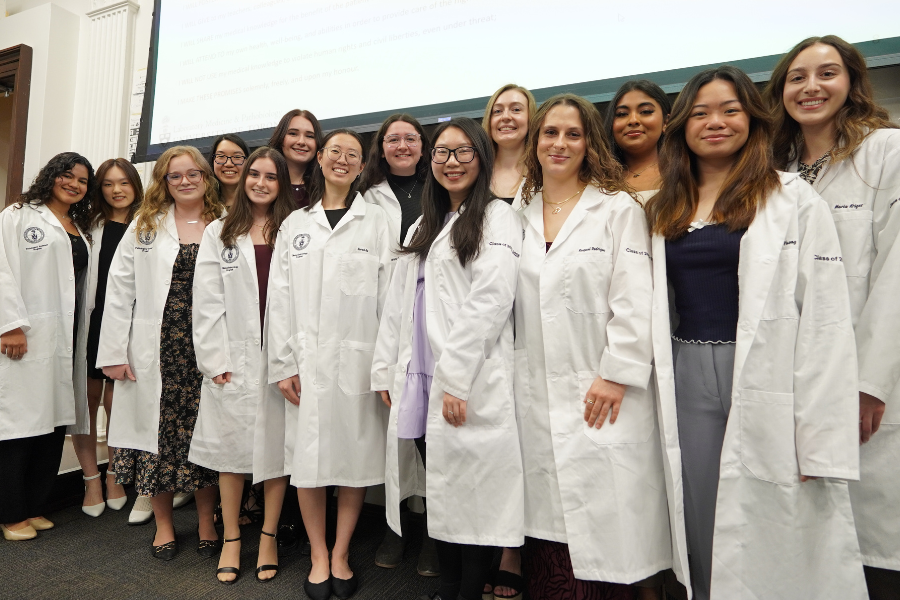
[[793, 190, 860, 480], [598, 199, 654, 389], [192, 226, 231, 378], [372, 254, 409, 392], [96, 224, 137, 368], [855, 139, 900, 402], [0, 208, 30, 335], [267, 226, 299, 384], [433, 204, 521, 401]]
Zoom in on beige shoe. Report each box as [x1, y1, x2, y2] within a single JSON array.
[[1, 524, 37, 540], [27, 517, 54, 531]]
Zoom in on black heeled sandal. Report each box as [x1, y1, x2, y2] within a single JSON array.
[[255, 530, 280, 583], [216, 537, 241, 585]]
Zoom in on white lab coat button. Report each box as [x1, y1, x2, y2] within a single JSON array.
[[68, 311, 73, 316], [69, 276, 74, 281], [255, 379, 260, 385], [67, 347, 72, 352], [164, 280, 170, 285], [255, 339, 260, 345]]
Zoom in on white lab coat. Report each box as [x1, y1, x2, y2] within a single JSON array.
[[514, 186, 675, 584], [789, 129, 900, 570], [190, 219, 271, 473], [652, 173, 866, 599], [96, 211, 183, 454], [372, 199, 525, 547], [268, 193, 392, 488], [362, 179, 428, 501], [0, 202, 91, 440]]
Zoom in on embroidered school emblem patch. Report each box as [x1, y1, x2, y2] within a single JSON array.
[[138, 230, 156, 245], [24, 227, 45, 243], [293, 233, 310, 251], [221, 246, 239, 263]]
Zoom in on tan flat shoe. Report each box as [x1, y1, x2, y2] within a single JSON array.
[[2, 524, 37, 540], [28, 517, 54, 531]]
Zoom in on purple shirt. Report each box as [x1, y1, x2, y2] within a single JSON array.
[[397, 258, 434, 439]]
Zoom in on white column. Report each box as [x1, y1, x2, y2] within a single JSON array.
[[81, 0, 140, 165]]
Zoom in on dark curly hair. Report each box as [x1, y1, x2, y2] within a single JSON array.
[[17, 152, 95, 237]]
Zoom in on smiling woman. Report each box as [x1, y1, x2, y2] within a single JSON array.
[[647, 66, 866, 600], [0, 152, 95, 541], [765, 36, 900, 597], [483, 83, 537, 207], [268, 109, 324, 208], [207, 133, 250, 209]]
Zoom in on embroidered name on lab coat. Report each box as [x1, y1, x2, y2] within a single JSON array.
[[488, 241, 520, 258], [814, 254, 843, 262]]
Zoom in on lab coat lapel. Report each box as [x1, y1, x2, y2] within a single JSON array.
[[732, 189, 792, 383], [162, 209, 179, 244], [548, 185, 604, 250]]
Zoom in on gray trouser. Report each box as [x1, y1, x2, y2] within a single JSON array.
[[672, 340, 735, 600]]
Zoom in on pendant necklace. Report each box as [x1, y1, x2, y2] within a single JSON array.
[[542, 185, 587, 214], [627, 162, 657, 179], [395, 178, 417, 199]]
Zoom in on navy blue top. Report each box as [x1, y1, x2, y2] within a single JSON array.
[[665, 223, 746, 343]]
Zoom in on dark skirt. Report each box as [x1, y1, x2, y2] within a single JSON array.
[[524, 537, 635, 600]]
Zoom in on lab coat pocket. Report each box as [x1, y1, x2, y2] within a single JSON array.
[[739, 389, 799, 485], [760, 249, 799, 320], [224, 341, 246, 392], [129, 319, 157, 369], [340, 253, 379, 297], [564, 255, 611, 314], [466, 357, 512, 427], [435, 258, 463, 306], [513, 349, 534, 420], [22, 312, 58, 361], [831, 210, 873, 278], [579, 371, 655, 445], [338, 340, 376, 396]]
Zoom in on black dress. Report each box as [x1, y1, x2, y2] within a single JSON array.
[[86, 221, 127, 380], [113, 244, 218, 496]]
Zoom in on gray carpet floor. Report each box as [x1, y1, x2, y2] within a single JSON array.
[[0, 491, 438, 600]]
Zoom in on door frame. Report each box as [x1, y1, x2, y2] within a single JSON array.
[[0, 44, 33, 207]]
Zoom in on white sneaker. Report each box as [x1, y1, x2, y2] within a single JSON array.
[[173, 491, 194, 509], [128, 495, 153, 525]]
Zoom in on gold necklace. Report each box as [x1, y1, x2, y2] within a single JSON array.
[[627, 162, 657, 179], [542, 185, 587, 214]]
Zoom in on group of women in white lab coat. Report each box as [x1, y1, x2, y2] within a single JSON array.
[[1, 31, 898, 600]]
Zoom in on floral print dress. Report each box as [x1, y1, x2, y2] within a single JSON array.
[[113, 244, 218, 496]]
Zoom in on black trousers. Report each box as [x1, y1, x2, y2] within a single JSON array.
[[415, 435, 495, 600], [0, 426, 67, 524]]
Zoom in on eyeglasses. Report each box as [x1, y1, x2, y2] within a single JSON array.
[[214, 154, 246, 166], [383, 134, 421, 148], [322, 146, 362, 165], [431, 146, 477, 164], [165, 170, 203, 184]]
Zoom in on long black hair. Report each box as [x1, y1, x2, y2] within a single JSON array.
[[17, 152, 95, 236], [402, 117, 495, 267], [359, 113, 431, 192], [306, 129, 368, 209], [603, 80, 672, 166]]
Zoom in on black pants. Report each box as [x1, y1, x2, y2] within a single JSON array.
[[0, 426, 66, 523], [416, 435, 495, 600]]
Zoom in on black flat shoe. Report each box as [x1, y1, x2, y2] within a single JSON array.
[[197, 537, 222, 558], [216, 537, 241, 585], [304, 575, 332, 600], [255, 530, 279, 583], [151, 540, 178, 561], [332, 573, 358, 599]]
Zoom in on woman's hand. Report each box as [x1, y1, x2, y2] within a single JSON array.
[[0, 328, 27, 360], [212, 372, 232, 385], [860, 392, 886, 444], [379, 391, 392, 408], [443, 392, 466, 427], [103, 364, 136, 381], [278, 375, 301, 406], [583, 377, 626, 428]]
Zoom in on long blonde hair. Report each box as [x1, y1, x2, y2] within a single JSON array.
[[482, 83, 537, 156], [135, 146, 223, 235]]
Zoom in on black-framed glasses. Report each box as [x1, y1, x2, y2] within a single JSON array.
[[322, 146, 362, 165], [383, 134, 421, 148], [214, 154, 246, 166], [431, 146, 476, 164], [165, 170, 203, 184]]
